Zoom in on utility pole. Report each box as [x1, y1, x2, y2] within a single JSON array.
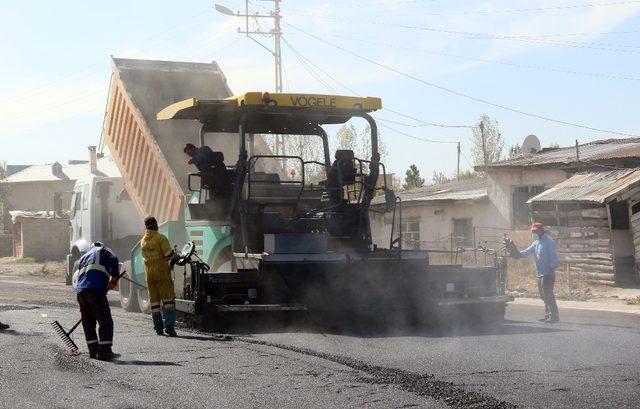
[[575, 139, 580, 170], [456, 142, 461, 180], [215, 0, 285, 155], [479, 119, 488, 166]]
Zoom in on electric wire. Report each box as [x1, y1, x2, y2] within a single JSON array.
[[284, 11, 640, 53], [284, 22, 639, 137], [298, 32, 640, 82], [284, 37, 472, 129]]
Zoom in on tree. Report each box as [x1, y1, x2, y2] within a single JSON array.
[[471, 115, 504, 166], [546, 142, 560, 149], [508, 144, 523, 159], [0, 165, 8, 231], [432, 170, 451, 185], [403, 164, 425, 190]]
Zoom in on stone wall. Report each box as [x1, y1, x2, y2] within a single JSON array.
[[17, 217, 69, 261]]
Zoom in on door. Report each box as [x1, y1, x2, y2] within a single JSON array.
[[608, 200, 635, 285]]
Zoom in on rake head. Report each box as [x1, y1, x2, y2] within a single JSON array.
[[51, 320, 79, 352]]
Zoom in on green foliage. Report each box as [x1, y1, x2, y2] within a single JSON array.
[[15, 257, 36, 264], [508, 144, 523, 159], [471, 114, 504, 166], [403, 164, 425, 190], [546, 142, 560, 149], [432, 169, 480, 184]]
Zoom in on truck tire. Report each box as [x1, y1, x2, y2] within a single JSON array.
[[119, 264, 140, 312], [137, 288, 151, 314]]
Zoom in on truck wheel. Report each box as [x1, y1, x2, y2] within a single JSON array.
[[137, 288, 151, 314], [119, 275, 140, 312]]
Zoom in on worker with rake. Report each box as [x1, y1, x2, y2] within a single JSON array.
[[140, 216, 178, 337], [74, 241, 120, 361]]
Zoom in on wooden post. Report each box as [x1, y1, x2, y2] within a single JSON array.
[[575, 140, 580, 170], [456, 142, 461, 180]]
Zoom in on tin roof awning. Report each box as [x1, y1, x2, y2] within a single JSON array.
[[528, 168, 640, 204]]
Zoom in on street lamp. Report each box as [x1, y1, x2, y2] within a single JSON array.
[[214, 4, 236, 16]]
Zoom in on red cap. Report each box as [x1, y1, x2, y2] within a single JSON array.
[[530, 222, 544, 232]]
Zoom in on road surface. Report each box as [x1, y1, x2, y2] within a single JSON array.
[[1, 274, 639, 408]]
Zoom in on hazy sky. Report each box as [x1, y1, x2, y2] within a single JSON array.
[[2, 0, 640, 182]]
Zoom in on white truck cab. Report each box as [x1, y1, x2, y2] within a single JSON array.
[[66, 176, 142, 284]]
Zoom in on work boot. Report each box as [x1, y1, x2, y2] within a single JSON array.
[[88, 344, 99, 359], [164, 326, 177, 337], [155, 328, 165, 336], [0, 322, 9, 331], [538, 316, 550, 322], [97, 346, 114, 362], [545, 317, 560, 323]]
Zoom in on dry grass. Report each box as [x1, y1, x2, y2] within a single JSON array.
[[627, 295, 640, 305], [0, 257, 66, 278]]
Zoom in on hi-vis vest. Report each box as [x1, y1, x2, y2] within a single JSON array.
[[74, 247, 117, 293]]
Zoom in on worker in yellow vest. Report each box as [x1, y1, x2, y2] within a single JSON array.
[[140, 216, 177, 337]]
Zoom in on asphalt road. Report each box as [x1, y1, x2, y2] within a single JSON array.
[[1, 275, 639, 408]]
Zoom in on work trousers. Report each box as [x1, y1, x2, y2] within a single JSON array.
[[77, 290, 113, 355], [146, 268, 176, 330], [537, 272, 559, 320]]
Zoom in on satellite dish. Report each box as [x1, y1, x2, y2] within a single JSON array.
[[522, 134, 541, 155]]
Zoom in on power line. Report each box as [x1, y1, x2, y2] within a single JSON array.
[[304, 0, 640, 16], [379, 123, 459, 144], [283, 39, 338, 93], [285, 11, 640, 54], [284, 22, 639, 137], [284, 37, 472, 129], [302, 32, 640, 82]]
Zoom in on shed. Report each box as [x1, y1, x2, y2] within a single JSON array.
[[528, 169, 640, 286], [10, 211, 69, 261]]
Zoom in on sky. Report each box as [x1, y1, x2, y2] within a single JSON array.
[[1, 0, 640, 183]]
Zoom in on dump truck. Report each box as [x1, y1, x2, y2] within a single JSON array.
[[103, 57, 507, 328]]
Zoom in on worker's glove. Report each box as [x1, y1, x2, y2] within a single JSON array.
[[503, 238, 521, 259], [107, 276, 119, 291]]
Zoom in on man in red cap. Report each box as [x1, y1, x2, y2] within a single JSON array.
[[505, 222, 560, 323]]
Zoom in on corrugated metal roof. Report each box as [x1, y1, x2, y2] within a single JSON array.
[[4, 157, 121, 183], [528, 168, 640, 204], [478, 138, 640, 170], [372, 178, 487, 205]]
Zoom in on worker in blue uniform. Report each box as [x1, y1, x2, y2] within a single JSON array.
[[74, 242, 120, 360], [505, 222, 560, 323]]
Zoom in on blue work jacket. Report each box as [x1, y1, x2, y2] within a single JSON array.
[[75, 246, 119, 294], [520, 234, 559, 278]]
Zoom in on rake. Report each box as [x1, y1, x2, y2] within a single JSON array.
[[51, 319, 81, 353], [51, 270, 132, 353]]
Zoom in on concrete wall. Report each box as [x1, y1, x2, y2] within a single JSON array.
[[2, 181, 74, 213], [0, 231, 11, 257], [486, 169, 569, 229], [370, 198, 504, 250], [15, 217, 69, 261]]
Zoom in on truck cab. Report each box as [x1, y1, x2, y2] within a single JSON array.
[[66, 176, 141, 284]]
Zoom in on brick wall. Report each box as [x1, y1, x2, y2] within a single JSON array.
[[19, 218, 69, 261]]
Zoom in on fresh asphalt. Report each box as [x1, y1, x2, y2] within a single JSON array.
[[1, 277, 639, 408]]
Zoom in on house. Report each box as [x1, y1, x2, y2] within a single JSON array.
[[1, 148, 121, 215], [477, 137, 640, 230], [370, 178, 500, 251], [370, 137, 640, 285], [528, 169, 640, 286], [0, 148, 121, 257]]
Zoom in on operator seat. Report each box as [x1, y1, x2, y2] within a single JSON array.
[[325, 149, 357, 204], [204, 151, 233, 198]]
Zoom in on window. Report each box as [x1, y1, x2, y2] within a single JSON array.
[[401, 219, 421, 249], [512, 185, 545, 228], [453, 218, 473, 248], [71, 192, 82, 217]]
